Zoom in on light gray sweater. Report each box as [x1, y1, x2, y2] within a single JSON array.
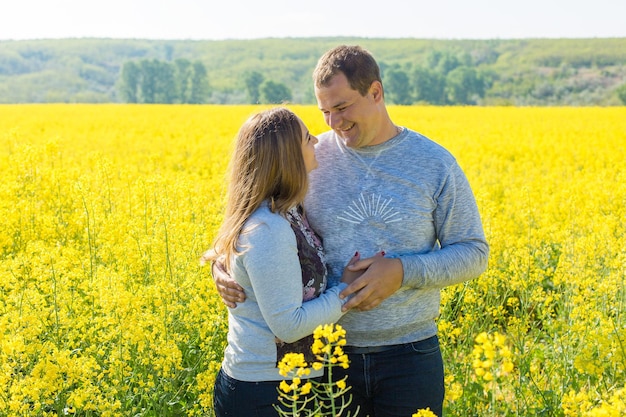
[[305, 127, 489, 347], [222, 204, 347, 382]]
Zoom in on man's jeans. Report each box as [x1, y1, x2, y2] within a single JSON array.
[[332, 335, 445, 417]]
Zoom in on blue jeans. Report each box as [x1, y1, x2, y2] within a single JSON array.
[[213, 369, 280, 417], [213, 368, 321, 417], [332, 335, 445, 417]]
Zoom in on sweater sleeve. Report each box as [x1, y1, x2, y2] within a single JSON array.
[[401, 162, 489, 289], [238, 215, 347, 343]]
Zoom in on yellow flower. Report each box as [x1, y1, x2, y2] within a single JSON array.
[[311, 339, 325, 355], [412, 407, 438, 417], [300, 382, 312, 395], [277, 353, 308, 377], [279, 380, 292, 393]]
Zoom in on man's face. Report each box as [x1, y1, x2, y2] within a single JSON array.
[[314, 72, 382, 149]]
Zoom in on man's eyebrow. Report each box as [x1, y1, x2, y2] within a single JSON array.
[[320, 100, 348, 111]]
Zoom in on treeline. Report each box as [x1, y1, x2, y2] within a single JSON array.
[[117, 59, 297, 104], [384, 50, 489, 105], [243, 71, 292, 104], [1, 37, 626, 105], [118, 59, 210, 104]]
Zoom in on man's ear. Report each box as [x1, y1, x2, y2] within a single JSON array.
[[370, 81, 384, 102]]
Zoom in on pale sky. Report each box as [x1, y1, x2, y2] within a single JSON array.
[[1, 0, 625, 40]]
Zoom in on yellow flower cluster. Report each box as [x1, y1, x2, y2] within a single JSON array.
[[0, 104, 237, 415], [562, 387, 626, 417], [277, 353, 313, 398], [275, 324, 351, 417], [276, 324, 348, 388], [278, 353, 311, 378], [472, 332, 515, 382], [311, 324, 349, 370]]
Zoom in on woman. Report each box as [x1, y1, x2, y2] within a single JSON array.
[[204, 107, 357, 416]]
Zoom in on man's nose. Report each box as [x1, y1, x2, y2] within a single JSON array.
[[327, 112, 341, 129]]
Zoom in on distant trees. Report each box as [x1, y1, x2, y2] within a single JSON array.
[[118, 62, 141, 103], [385, 68, 413, 105], [412, 67, 446, 104], [5, 38, 624, 105], [445, 66, 485, 105], [119, 61, 292, 105], [244, 70, 292, 104], [118, 53, 486, 106], [110, 48, 621, 106], [117, 58, 210, 104], [244, 71, 264, 103], [175, 59, 210, 104], [617, 83, 626, 105], [383, 50, 488, 105], [260, 80, 292, 104]]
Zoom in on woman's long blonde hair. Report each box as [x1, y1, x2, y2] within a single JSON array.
[[206, 107, 308, 270]]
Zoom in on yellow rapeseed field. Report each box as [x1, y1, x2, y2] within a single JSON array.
[[1, 104, 624, 416]]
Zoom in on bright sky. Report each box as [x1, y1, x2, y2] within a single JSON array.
[[1, 0, 625, 40]]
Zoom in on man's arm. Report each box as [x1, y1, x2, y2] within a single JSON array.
[[340, 163, 489, 311], [401, 162, 489, 289]]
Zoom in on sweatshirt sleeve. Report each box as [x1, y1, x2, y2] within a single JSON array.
[[238, 215, 347, 343], [401, 162, 489, 289]]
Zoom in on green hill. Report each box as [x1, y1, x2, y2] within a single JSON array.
[[1, 37, 625, 105]]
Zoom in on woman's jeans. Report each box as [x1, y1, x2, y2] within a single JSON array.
[[213, 369, 281, 417], [213, 368, 321, 417], [333, 335, 445, 417]]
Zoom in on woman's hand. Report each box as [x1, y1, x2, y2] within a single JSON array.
[[340, 250, 385, 285], [340, 252, 362, 285]]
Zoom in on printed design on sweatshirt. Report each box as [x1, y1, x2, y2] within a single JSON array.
[[337, 192, 402, 225]]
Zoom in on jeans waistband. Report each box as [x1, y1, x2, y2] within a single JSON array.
[[343, 342, 412, 354]]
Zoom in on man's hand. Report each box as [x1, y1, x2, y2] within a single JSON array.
[[212, 261, 246, 308], [340, 256, 403, 311]]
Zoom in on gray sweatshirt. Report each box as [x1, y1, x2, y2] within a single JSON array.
[[222, 204, 348, 382], [305, 127, 489, 347]]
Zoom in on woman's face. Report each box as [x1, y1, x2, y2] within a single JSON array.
[[299, 118, 318, 173]]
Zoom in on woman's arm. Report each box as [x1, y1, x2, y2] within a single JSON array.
[[236, 215, 347, 343]]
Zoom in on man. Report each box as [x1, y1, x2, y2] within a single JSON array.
[[214, 45, 489, 416]]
